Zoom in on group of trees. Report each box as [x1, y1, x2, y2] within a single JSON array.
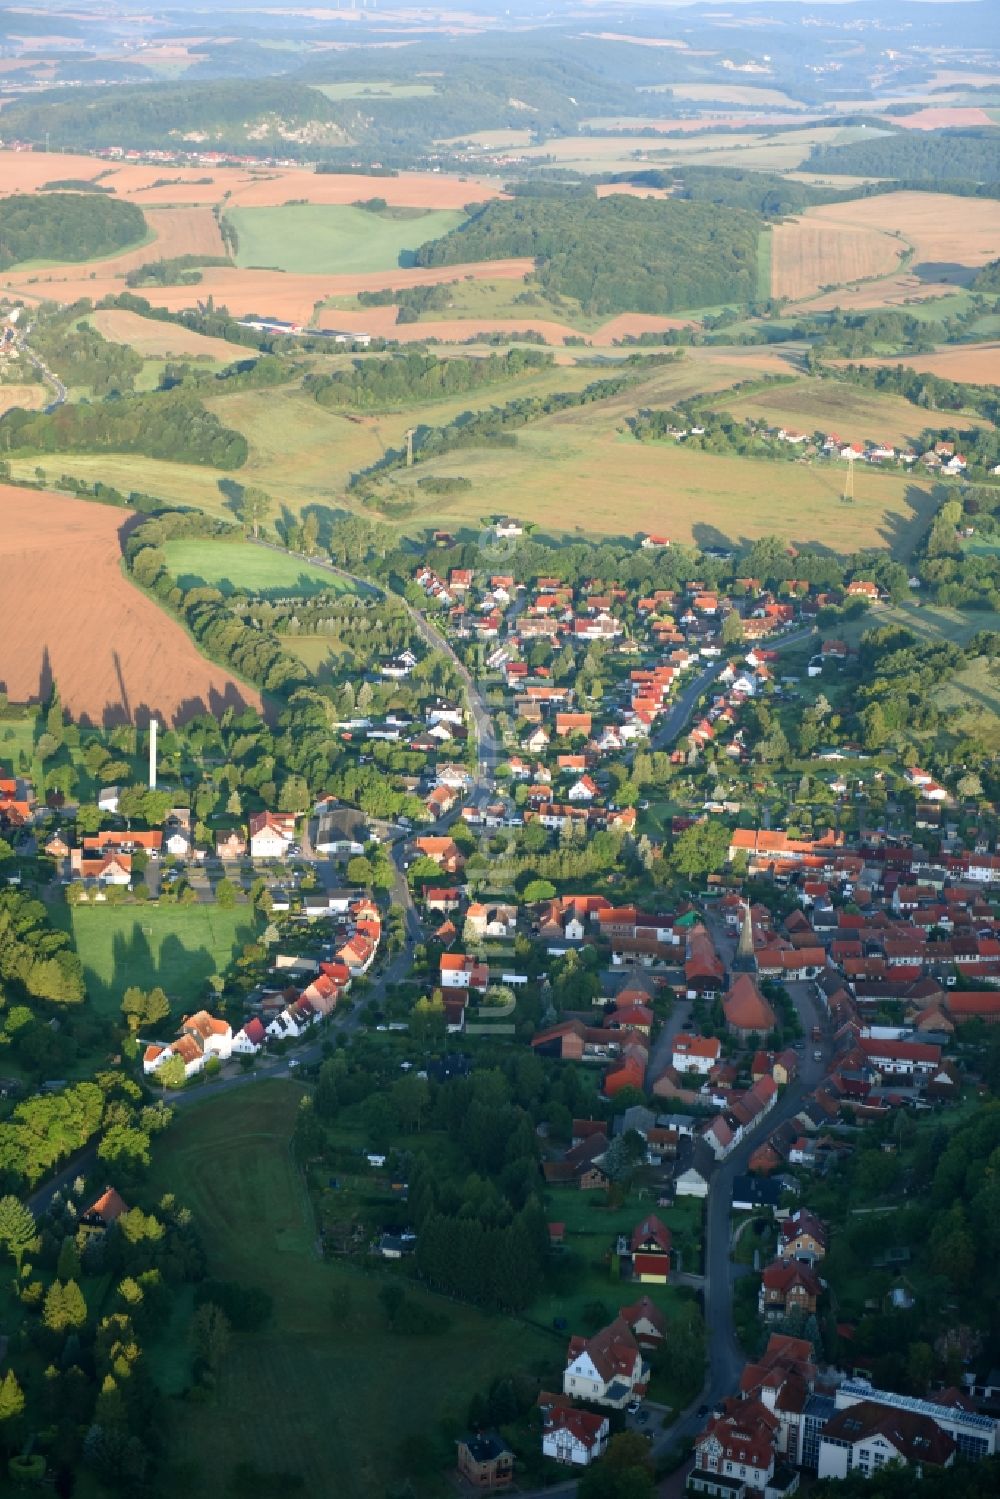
[[0, 193, 145, 271], [308, 346, 551, 411], [414, 193, 762, 314], [0, 889, 85, 1007], [0, 388, 248, 469], [125, 253, 232, 288]]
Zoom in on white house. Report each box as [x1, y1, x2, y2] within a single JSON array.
[[542, 1407, 610, 1467], [675, 1165, 710, 1199], [249, 811, 296, 859], [98, 786, 121, 814], [672, 1035, 721, 1075], [231, 1018, 266, 1055], [567, 774, 599, 803], [562, 1318, 647, 1408]]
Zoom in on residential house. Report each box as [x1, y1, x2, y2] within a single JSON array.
[[440, 953, 490, 991], [455, 1433, 514, 1490], [231, 1017, 266, 1055], [779, 1210, 828, 1264], [413, 836, 465, 874], [691, 1397, 779, 1496], [248, 811, 296, 859], [215, 828, 247, 860], [673, 1034, 721, 1075], [618, 1295, 667, 1350], [562, 1317, 647, 1407], [628, 1214, 672, 1284], [79, 1187, 128, 1241], [759, 1258, 823, 1319], [541, 1407, 609, 1467]]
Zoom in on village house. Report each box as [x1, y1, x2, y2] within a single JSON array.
[[759, 1258, 823, 1319], [673, 1034, 721, 1075], [248, 811, 296, 859], [440, 953, 490, 991], [455, 1432, 514, 1490], [623, 1214, 672, 1284], [562, 1317, 647, 1407], [79, 1186, 128, 1242], [541, 1406, 610, 1467]]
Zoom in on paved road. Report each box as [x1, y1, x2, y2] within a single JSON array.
[[17, 327, 68, 410]]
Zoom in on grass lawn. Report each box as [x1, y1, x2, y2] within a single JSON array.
[[835, 600, 1000, 649], [384, 408, 940, 557], [151, 1083, 557, 1499], [162, 539, 365, 598], [227, 204, 468, 275], [56, 903, 259, 1015]]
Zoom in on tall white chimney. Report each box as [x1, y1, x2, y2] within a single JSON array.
[[149, 718, 158, 790]]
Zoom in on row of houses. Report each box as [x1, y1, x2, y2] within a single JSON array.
[[142, 899, 381, 1077]]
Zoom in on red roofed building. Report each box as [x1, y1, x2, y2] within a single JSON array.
[[541, 1406, 610, 1466], [629, 1214, 672, 1284], [692, 1397, 779, 1494], [79, 1186, 128, 1240], [563, 1317, 647, 1407], [724, 973, 777, 1041], [759, 1257, 824, 1319]]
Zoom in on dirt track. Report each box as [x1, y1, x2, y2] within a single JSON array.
[[0, 484, 261, 727]]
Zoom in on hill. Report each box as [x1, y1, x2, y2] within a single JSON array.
[[414, 194, 762, 314], [0, 79, 351, 155]]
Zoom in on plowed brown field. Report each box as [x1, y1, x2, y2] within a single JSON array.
[[847, 343, 1000, 384], [0, 484, 261, 726]]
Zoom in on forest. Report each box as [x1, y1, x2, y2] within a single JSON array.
[[0, 194, 145, 272], [807, 129, 1000, 181], [414, 195, 761, 314]]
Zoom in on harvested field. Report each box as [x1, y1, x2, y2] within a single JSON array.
[[789, 273, 964, 315], [6, 256, 534, 327], [666, 82, 807, 108], [88, 308, 248, 362], [0, 151, 504, 212], [0, 484, 261, 726], [847, 342, 1000, 385], [888, 107, 995, 129], [803, 192, 1000, 275], [0, 382, 45, 416], [594, 182, 671, 199], [770, 218, 903, 301]]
